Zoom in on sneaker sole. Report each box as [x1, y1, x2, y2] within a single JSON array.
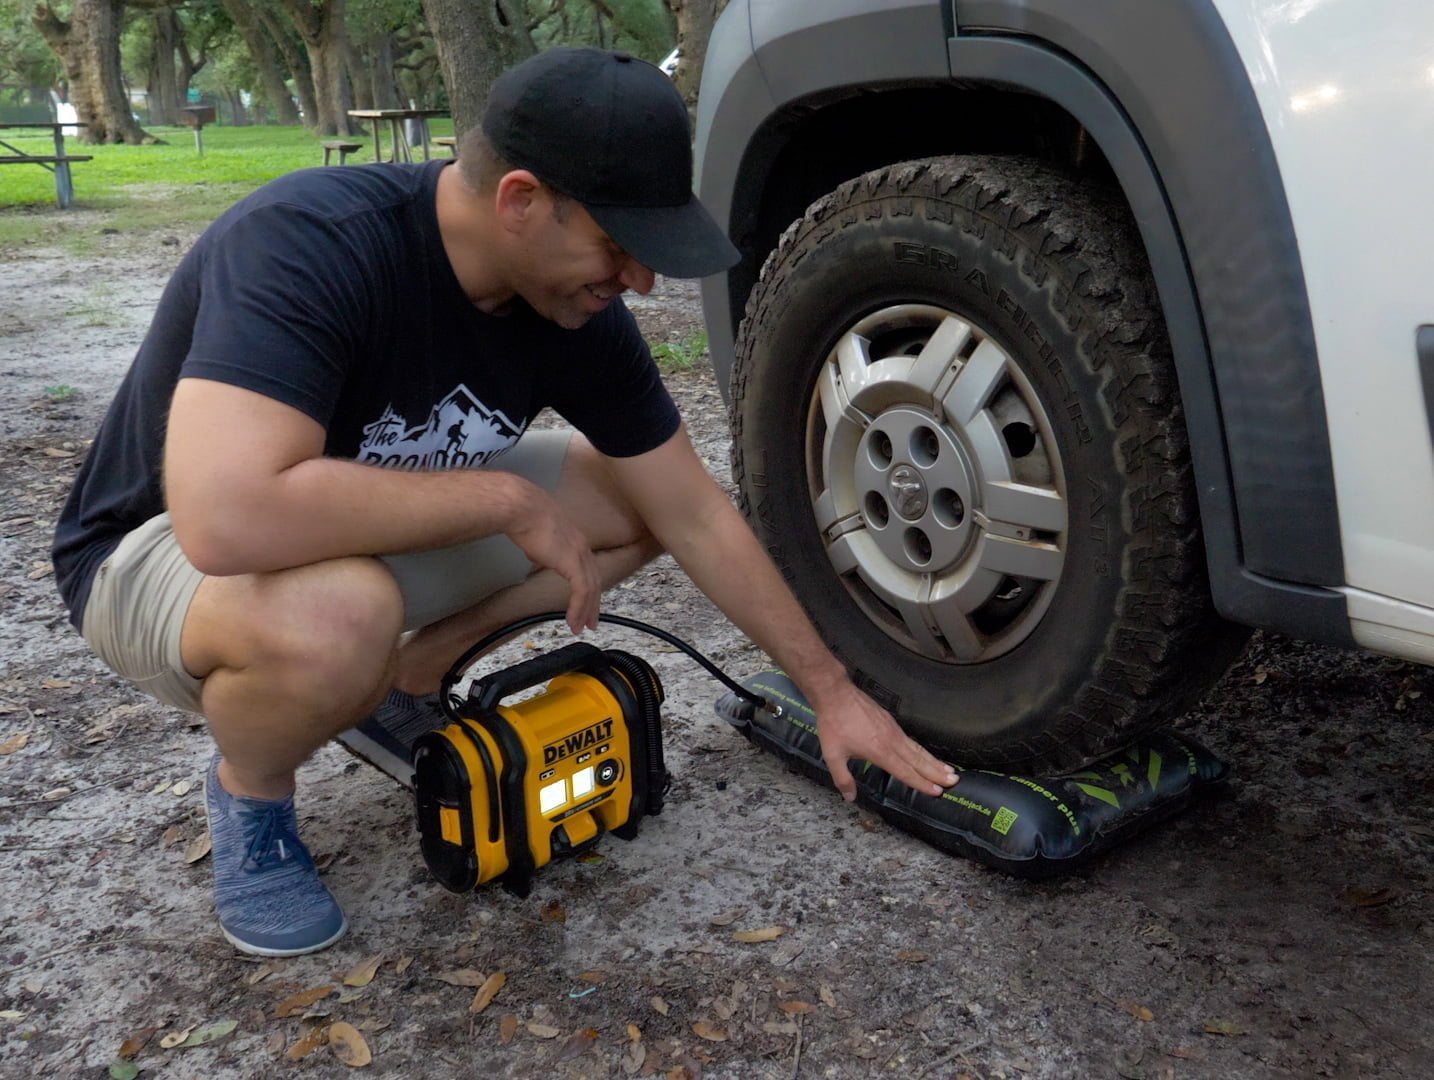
[[333, 728, 415, 789], [219, 915, 349, 958]]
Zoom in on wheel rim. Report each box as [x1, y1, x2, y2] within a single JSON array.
[[804, 304, 1068, 663]]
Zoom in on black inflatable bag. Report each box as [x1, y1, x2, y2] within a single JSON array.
[[716, 671, 1228, 879]]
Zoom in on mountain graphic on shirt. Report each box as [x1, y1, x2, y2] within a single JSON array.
[[357, 384, 525, 470]]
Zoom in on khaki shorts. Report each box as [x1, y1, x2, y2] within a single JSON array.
[[80, 430, 572, 714]]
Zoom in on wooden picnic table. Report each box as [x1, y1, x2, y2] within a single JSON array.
[[0, 121, 92, 209], [346, 109, 449, 164]]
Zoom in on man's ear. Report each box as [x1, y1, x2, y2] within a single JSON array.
[[493, 170, 544, 233]]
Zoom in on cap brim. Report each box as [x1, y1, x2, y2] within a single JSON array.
[[585, 197, 740, 279]]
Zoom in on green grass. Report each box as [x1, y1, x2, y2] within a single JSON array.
[[0, 120, 456, 254], [650, 329, 709, 373]]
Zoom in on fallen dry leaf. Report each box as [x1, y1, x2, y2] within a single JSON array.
[[1201, 1018, 1245, 1036], [576, 970, 607, 984], [692, 1021, 728, 1042], [896, 949, 927, 963], [557, 1028, 598, 1060], [41, 787, 72, 801], [245, 963, 275, 987], [393, 956, 414, 975], [434, 969, 487, 987], [285, 1025, 329, 1061], [159, 825, 183, 848], [540, 899, 566, 924], [170, 780, 193, 798], [819, 985, 837, 1008], [265, 1031, 286, 1054], [158, 1026, 193, 1050], [763, 1021, 798, 1036], [343, 955, 384, 988], [780, 1000, 816, 1015], [469, 972, 506, 1014], [183, 834, 211, 864], [117, 1027, 158, 1058], [42, 447, 75, 458], [175, 1019, 237, 1048], [1118, 1000, 1155, 1022], [526, 1022, 561, 1039], [708, 908, 746, 927], [39, 678, 70, 689], [1167, 1046, 1206, 1061], [0, 732, 29, 755], [328, 1022, 372, 1067], [626, 1023, 641, 1044], [498, 1014, 519, 1045], [623, 1043, 647, 1075], [651, 996, 670, 1016], [272, 984, 335, 1019], [733, 926, 786, 943]]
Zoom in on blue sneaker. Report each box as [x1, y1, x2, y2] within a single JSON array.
[[203, 754, 347, 957], [335, 689, 447, 788]]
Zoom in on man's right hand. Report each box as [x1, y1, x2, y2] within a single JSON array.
[[504, 486, 601, 633]]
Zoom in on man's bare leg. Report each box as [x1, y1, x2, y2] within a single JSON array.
[[181, 554, 406, 800], [391, 435, 661, 695]]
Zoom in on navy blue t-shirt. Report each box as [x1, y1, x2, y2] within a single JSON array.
[[52, 160, 680, 627]]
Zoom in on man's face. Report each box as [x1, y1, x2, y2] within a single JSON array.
[[511, 190, 656, 330]]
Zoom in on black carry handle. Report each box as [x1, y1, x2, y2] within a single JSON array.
[[467, 642, 605, 714]]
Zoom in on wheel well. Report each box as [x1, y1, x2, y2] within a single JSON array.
[[727, 84, 1121, 336]]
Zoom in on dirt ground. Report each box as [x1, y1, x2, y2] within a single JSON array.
[[1, 216, 1431, 1080]]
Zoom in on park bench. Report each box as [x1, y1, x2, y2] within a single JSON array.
[[432, 136, 457, 157], [0, 122, 92, 209], [321, 139, 364, 166]]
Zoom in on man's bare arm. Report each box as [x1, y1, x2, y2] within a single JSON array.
[[163, 378, 600, 630], [606, 425, 957, 799]]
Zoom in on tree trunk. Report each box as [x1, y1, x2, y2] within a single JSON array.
[[175, 13, 209, 106], [342, 34, 372, 111], [146, 7, 180, 125], [254, 2, 316, 126], [663, 0, 726, 114], [33, 0, 155, 144], [367, 34, 402, 110], [279, 0, 356, 135], [222, 87, 248, 124], [419, 0, 534, 137], [221, 0, 300, 124]]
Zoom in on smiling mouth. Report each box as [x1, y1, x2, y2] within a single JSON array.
[[585, 284, 621, 302]]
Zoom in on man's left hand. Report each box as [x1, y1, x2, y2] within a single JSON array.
[[812, 683, 958, 802]]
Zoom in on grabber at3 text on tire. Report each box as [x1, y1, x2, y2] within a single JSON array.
[[730, 156, 1247, 773]]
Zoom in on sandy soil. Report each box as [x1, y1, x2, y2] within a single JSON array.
[[0, 221, 1431, 1080]]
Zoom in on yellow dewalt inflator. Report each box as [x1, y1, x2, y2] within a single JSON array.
[[412, 617, 684, 897]]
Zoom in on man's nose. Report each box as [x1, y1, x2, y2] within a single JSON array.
[[618, 256, 656, 296]]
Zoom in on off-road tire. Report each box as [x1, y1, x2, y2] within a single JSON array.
[[730, 155, 1248, 772]]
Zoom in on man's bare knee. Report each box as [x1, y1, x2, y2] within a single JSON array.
[[556, 435, 649, 552], [186, 555, 403, 711]]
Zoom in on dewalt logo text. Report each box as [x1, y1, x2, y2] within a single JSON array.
[[543, 718, 613, 765]]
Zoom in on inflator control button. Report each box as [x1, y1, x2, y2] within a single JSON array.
[[596, 760, 619, 787]]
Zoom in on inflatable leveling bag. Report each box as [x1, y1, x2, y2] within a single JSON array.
[[715, 671, 1229, 878]]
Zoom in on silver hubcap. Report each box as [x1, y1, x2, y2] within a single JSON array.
[[805, 304, 1068, 663]]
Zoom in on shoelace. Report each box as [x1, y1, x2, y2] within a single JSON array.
[[240, 803, 312, 873]]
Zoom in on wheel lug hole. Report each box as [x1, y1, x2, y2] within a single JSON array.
[[910, 426, 940, 467], [903, 527, 932, 565], [864, 491, 890, 528], [868, 431, 894, 469], [933, 488, 965, 527]]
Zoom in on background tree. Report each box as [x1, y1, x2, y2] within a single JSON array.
[[218, 0, 299, 123], [32, 0, 155, 142], [661, 0, 724, 113], [418, 0, 532, 137]]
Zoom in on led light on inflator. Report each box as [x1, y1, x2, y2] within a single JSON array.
[[572, 766, 595, 798], [540, 778, 566, 814]]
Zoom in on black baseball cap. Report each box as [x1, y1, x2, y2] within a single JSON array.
[[481, 46, 740, 279]]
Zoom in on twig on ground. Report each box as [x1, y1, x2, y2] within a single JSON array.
[[790, 1013, 803, 1079], [914, 1037, 987, 1080], [0, 763, 167, 809], [0, 933, 234, 977]]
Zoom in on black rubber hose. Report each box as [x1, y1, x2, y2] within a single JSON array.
[[439, 610, 770, 722]]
